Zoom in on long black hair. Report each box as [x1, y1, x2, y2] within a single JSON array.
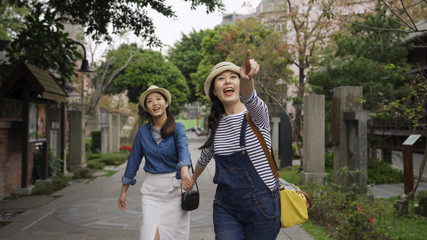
[[199, 78, 225, 149], [138, 92, 175, 139]]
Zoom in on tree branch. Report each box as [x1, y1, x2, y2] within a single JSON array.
[[101, 51, 136, 93], [256, 80, 304, 168], [399, 0, 417, 30], [331, 15, 426, 33], [380, 0, 413, 30]]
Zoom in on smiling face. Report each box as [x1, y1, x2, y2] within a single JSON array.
[[145, 92, 169, 118], [213, 70, 240, 105]]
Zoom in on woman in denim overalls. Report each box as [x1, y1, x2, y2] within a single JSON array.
[[188, 51, 281, 239]]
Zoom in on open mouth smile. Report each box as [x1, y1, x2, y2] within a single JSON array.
[[223, 87, 234, 96]]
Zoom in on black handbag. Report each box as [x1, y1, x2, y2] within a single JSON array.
[[180, 164, 200, 211], [174, 130, 200, 211]]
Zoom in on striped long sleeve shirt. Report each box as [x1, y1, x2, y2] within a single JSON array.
[[197, 90, 276, 190]]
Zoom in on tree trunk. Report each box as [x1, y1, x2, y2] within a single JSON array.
[[294, 63, 306, 137], [94, 104, 101, 130], [128, 117, 142, 144]]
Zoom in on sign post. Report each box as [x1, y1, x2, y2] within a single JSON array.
[[402, 134, 422, 196]]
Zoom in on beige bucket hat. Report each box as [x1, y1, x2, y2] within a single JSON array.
[[139, 85, 172, 111], [204, 61, 240, 101]]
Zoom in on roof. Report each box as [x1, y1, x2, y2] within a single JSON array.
[[404, 19, 427, 43], [0, 62, 67, 102]]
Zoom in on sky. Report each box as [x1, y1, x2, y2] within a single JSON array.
[[148, 0, 261, 49], [92, 0, 261, 61]]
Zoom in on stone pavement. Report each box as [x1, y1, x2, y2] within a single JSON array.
[[0, 133, 313, 240], [371, 181, 427, 199], [0, 132, 425, 240]]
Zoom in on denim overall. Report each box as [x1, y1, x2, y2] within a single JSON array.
[[212, 114, 281, 240]]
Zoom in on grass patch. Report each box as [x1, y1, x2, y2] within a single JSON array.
[[376, 197, 427, 240], [176, 119, 204, 130], [300, 221, 335, 240], [279, 165, 301, 185], [3, 194, 27, 200], [99, 170, 119, 177]]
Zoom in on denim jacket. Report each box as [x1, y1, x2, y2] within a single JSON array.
[[121, 122, 191, 185]]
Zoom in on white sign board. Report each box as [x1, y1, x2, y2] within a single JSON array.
[[402, 134, 421, 146]]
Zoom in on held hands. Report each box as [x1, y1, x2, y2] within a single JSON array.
[[181, 171, 194, 191], [239, 50, 259, 81]]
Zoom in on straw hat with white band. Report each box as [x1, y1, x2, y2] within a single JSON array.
[[139, 85, 172, 111], [204, 61, 240, 102]]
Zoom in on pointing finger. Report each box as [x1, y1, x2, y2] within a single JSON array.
[[244, 50, 251, 68]]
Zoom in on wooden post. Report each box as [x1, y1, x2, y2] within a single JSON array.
[[402, 145, 414, 195], [61, 79, 66, 173], [42, 141, 48, 179], [402, 134, 421, 197], [21, 85, 29, 188]]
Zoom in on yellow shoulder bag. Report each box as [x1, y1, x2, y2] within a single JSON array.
[[246, 112, 312, 228]]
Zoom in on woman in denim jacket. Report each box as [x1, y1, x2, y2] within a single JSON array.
[[189, 50, 281, 240], [118, 85, 193, 240]]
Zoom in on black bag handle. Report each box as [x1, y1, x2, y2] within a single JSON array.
[[180, 164, 199, 194], [173, 126, 198, 193]]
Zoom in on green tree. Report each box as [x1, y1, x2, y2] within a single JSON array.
[[0, 0, 28, 40], [167, 29, 208, 103], [2, 0, 224, 81], [85, 43, 137, 129], [8, 0, 224, 43], [194, 18, 292, 106], [279, 0, 337, 132], [104, 45, 190, 116], [309, 4, 412, 110], [5, 2, 82, 80], [372, 80, 426, 208]]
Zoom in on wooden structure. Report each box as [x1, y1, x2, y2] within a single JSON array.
[[0, 62, 67, 189]]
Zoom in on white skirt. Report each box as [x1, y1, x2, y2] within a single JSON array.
[[140, 172, 189, 240]]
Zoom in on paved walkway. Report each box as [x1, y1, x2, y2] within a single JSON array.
[[0, 133, 425, 239]]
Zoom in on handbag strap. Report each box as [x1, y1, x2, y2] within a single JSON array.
[[173, 127, 199, 193], [246, 113, 313, 208], [245, 111, 280, 179]]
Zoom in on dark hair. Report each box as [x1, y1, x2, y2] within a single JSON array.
[[139, 92, 175, 139], [199, 78, 225, 149]]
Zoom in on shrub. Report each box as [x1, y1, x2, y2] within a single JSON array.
[[85, 138, 92, 154], [304, 183, 393, 240], [86, 152, 101, 160], [86, 160, 105, 170], [32, 175, 71, 195], [368, 159, 403, 184], [99, 152, 129, 166], [337, 201, 389, 240], [292, 144, 298, 159], [325, 152, 334, 171], [282, 165, 426, 240], [72, 168, 94, 179], [33, 146, 62, 181], [119, 145, 132, 152], [418, 190, 427, 217], [91, 130, 101, 153]]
